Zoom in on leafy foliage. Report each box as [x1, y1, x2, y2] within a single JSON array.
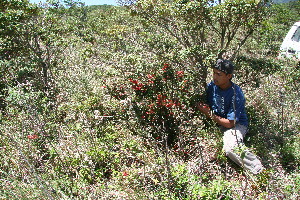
[[0, 0, 299, 199]]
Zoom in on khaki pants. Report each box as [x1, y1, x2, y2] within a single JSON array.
[[220, 124, 264, 174]]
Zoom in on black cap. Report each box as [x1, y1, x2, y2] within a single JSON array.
[[213, 59, 234, 74]]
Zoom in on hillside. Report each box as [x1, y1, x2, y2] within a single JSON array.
[[0, 0, 299, 199]]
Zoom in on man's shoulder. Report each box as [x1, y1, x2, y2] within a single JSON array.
[[232, 83, 244, 94], [206, 82, 217, 94]]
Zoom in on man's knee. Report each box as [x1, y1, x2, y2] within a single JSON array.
[[223, 130, 243, 152]]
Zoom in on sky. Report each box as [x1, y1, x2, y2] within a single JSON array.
[[29, 0, 118, 6]]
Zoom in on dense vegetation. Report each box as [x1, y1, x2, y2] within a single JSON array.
[[0, 0, 299, 199]]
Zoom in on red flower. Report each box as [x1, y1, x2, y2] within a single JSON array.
[[146, 109, 155, 115], [132, 83, 144, 91], [27, 134, 39, 139], [123, 171, 129, 176], [165, 99, 174, 108], [129, 78, 139, 85], [148, 103, 155, 108], [162, 63, 169, 70], [147, 74, 155, 79], [176, 71, 184, 78]]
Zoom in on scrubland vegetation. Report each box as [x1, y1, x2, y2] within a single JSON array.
[[0, 0, 299, 199]]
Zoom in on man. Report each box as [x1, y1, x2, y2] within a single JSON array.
[[197, 59, 264, 175]]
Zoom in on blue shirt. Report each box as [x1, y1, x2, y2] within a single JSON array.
[[206, 81, 248, 127]]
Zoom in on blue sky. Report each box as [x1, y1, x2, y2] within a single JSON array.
[[29, 0, 117, 6]]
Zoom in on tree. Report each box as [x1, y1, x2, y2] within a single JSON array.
[[0, 0, 39, 111], [0, 0, 39, 59], [118, 0, 269, 87], [0, 0, 88, 106]]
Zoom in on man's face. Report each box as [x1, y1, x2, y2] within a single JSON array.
[[213, 68, 232, 88]]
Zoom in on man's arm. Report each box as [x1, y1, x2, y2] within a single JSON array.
[[197, 103, 235, 129]]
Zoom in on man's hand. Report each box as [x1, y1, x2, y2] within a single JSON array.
[[196, 102, 234, 128], [196, 102, 211, 118]]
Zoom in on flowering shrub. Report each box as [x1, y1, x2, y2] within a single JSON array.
[[125, 63, 205, 146]]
